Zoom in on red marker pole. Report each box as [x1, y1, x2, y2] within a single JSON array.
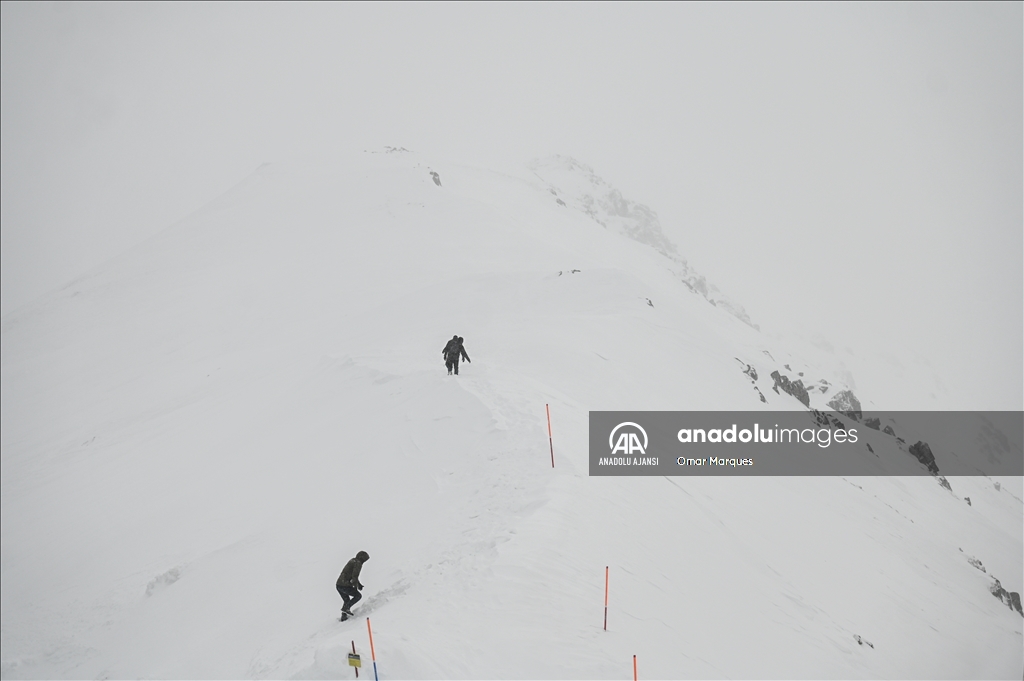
[[366, 618, 378, 681], [546, 404, 555, 468], [633, 655, 638, 681], [603, 566, 609, 631]]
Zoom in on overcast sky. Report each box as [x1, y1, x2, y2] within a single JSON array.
[[2, 2, 1021, 409]]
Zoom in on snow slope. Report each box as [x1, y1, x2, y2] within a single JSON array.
[[2, 150, 1021, 679]]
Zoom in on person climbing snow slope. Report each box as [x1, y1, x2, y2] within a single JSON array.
[[442, 335, 471, 375], [336, 551, 369, 621]]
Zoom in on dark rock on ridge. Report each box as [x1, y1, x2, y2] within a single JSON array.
[[770, 371, 810, 407], [827, 389, 862, 421], [990, 579, 1024, 617], [909, 441, 940, 475]]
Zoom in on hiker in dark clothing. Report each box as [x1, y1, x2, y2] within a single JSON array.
[[337, 551, 369, 620], [442, 335, 471, 375]]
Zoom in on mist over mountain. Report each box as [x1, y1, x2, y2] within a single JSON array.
[[529, 156, 758, 331], [1, 150, 1021, 679]]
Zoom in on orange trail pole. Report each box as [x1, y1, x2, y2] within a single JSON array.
[[366, 618, 378, 681], [351, 640, 359, 678], [603, 566, 609, 631], [546, 404, 555, 468], [633, 654, 638, 681]]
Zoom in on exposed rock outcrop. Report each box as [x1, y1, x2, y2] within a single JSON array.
[[735, 359, 758, 381], [734, 359, 765, 402], [990, 578, 1024, 617], [963, 552, 1021, 616], [827, 390, 862, 421], [853, 634, 874, 649], [909, 441, 940, 475], [864, 417, 881, 430], [811, 409, 847, 430], [770, 371, 810, 407], [146, 566, 182, 596]]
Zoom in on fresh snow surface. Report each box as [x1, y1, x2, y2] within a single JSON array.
[[2, 151, 1021, 679]]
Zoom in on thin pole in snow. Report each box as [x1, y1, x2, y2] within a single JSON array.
[[351, 640, 359, 678], [546, 404, 555, 468], [603, 566, 609, 631], [633, 654, 638, 681], [367, 618, 378, 681]]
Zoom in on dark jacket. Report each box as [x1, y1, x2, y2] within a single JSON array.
[[442, 339, 470, 363], [337, 557, 365, 589]]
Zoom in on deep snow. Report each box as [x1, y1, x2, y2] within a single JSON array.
[[1, 150, 1021, 679]]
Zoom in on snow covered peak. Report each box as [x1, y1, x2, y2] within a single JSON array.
[[530, 155, 758, 329], [530, 155, 679, 258], [1, 151, 1020, 680]]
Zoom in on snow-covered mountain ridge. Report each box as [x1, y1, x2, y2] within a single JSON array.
[[529, 156, 758, 329], [1, 150, 1021, 679]]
